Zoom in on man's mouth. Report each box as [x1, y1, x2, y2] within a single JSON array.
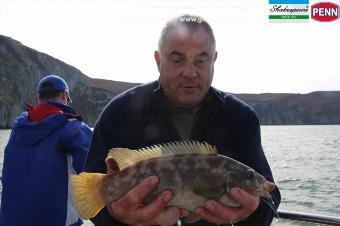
[[181, 84, 197, 89]]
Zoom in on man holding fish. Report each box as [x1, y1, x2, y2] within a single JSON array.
[[82, 14, 281, 226]]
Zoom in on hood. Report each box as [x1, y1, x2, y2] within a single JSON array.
[[13, 101, 77, 146], [13, 111, 69, 146], [27, 101, 77, 122]]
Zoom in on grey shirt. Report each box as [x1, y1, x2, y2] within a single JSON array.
[[170, 105, 200, 140]]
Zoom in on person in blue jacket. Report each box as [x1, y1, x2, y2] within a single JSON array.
[[0, 75, 92, 226], [85, 14, 280, 226]]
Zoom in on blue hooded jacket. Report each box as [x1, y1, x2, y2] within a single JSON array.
[[0, 101, 92, 226]]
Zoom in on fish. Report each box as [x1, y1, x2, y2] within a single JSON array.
[[70, 141, 276, 223]]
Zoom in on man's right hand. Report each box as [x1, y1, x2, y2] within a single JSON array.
[[106, 176, 178, 225], [105, 158, 189, 226]]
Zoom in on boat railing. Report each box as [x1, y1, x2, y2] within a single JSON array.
[[276, 210, 340, 225]]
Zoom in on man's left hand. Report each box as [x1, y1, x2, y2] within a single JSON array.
[[195, 188, 260, 225]]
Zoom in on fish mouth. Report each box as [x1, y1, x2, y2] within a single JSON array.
[[264, 180, 276, 192], [263, 191, 270, 199], [261, 180, 276, 198], [257, 179, 276, 198]]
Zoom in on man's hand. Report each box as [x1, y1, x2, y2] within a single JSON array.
[[106, 176, 179, 226], [105, 157, 189, 226], [195, 188, 260, 225]]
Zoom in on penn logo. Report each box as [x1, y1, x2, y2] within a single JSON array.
[[311, 2, 339, 22]]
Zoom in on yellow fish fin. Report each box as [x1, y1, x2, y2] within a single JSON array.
[[108, 141, 217, 170], [70, 172, 106, 220]]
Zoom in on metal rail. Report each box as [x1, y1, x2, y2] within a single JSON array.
[[276, 210, 340, 225]]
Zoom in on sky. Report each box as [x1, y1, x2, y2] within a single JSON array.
[[0, 0, 339, 94]]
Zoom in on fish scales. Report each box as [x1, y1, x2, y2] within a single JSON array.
[[103, 155, 228, 209], [70, 141, 276, 222]]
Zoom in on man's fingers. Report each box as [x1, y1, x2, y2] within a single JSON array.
[[207, 200, 239, 222], [179, 208, 190, 218], [107, 176, 161, 224], [136, 190, 172, 221], [229, 188, 259, 213], [196, 200, 245, 224], [153, 207, 180, 226], [197, 189, 260, 224], [195, 207, 226, 225], [119, 176, 159, 209]]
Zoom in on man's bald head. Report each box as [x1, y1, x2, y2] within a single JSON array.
[[158, 14, 216, 53]]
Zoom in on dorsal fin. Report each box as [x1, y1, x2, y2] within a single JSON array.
[[108, 141, 217, 171]]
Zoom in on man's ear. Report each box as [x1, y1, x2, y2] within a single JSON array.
[[58, 91, 67, 104], [154, 50, 161, 72], [213, 51, 218, 62], [61, 91, 67, 101]]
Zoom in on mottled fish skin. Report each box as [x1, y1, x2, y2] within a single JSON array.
[[70, 141, 275, 221], [103, 154, 270, 211]]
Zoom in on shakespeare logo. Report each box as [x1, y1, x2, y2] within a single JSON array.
[[311, 2, 339, 22], [269, 0, 309, 22]]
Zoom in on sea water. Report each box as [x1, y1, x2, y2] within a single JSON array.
[[262, 125, 340, 225], [0, 125, 339, 226]]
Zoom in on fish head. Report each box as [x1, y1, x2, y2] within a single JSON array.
[[243, 171, 276, 199], [226, 168, 276, 199], [258, 175, 276, 198]]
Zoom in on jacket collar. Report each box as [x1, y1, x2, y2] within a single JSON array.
[[150, 80, 225, 139]]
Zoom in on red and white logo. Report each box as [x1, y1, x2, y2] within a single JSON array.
[[311, 2, 339, 22]]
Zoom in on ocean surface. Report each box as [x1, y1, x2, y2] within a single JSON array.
[[0, 125, 339, 226]]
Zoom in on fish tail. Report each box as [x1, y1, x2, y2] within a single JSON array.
[[70, 172, 106, 220]]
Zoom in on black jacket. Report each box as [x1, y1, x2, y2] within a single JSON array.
[[85, 80, 281, 226]]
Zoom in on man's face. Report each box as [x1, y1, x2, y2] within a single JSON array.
[[155, 25, 217, 109]]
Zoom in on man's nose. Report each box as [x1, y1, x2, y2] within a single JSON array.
[[182, 62, 198, 78]]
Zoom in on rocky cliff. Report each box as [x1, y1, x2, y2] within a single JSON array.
[[236, 92, 340, 125], [1, 35, 339, 128], [0, 35, 138, 128]]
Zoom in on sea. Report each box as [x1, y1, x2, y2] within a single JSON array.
[[0, 125, 339, 226]]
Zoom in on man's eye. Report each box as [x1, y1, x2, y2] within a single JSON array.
[[195, 58, 207, 65], [195, 56, 209, 66], [171, 58, 185, 64]]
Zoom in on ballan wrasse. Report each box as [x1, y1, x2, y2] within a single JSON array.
[[71, 141, 276, 223]]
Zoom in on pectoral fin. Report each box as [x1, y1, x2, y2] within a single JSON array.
[[105, 157, 120, 175]]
